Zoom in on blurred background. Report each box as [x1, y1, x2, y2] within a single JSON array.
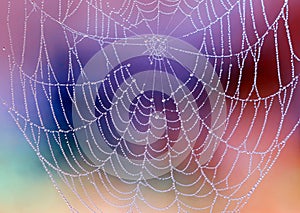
[[1, 0, 300, 212]]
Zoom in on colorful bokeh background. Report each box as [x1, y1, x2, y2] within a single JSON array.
[[1, 0, 300, 212]]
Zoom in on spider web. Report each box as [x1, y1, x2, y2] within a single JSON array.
[[4, 0, 300, 212]]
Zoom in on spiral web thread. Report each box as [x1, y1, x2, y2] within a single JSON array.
[[4, 0, 300, 212]]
